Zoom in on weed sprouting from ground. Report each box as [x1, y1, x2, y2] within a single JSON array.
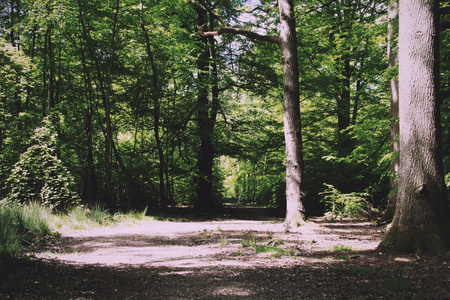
[[241, 237, 257, 248], [332, 244, 353, 252]]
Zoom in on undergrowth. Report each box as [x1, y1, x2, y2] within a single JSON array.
[[0, 202, 53, 261]]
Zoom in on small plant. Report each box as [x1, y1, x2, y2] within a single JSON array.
[[333, 244, 353, 252], [241, 237, 257, 248], [337, 255, 350, 260], [320, 183, 369, 220], [89, 205, 112, 225], [51, 205, 149, 230], [255, 245, 286, 254], [220, 235, 228, 246]]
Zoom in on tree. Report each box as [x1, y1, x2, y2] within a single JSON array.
[[7, 116, 80, 210], [139, 0, 167, 207], [382, 0, 399, 222], [379, 0, 450, 253], [192, 0, 305, 227], [278, 0, 305, 228]]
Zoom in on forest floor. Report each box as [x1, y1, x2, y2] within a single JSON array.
[[1, 205, 449, 299]]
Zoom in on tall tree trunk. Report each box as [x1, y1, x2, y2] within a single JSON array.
[[195, 7, 218, 213], [77, 0, 118, 205], [379, 0, 449, 254], [383, 0, 400, 222], [80, 45, 98, 204], [279, 0, 305, 229], [139, 0, 167, 208], [103, 0, 120, 205], [336, 57, 352, 157]]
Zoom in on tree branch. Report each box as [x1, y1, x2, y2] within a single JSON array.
[[191, 0, 280, 44], [189, 0, 227, 26], [199, 27, 279, 44]]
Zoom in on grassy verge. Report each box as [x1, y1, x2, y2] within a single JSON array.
[[50, 205, 149, 231], [0, 202, 150, 268], [0, 203, 53, 256]]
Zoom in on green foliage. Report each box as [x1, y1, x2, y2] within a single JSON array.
[[0, 0, 398, 216], [6, 117, 80, 210], [255, 245, 286, 254], [0, 202, 53, 259], [332, 244, 353, 252], [241, 237, 257, 248], [320, 184, 369, 219], [8, 118, 79, 209]]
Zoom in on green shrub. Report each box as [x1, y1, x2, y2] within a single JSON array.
[[320, 183, 369, 219], [6, 116, 80, 210]]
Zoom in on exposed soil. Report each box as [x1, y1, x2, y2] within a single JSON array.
[[1, 205, 449, 299]]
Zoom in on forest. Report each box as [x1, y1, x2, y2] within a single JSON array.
[[1, 0, 450, 298], [1, 0, 450, 254]]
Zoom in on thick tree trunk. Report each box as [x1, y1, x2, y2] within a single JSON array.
[[379, 0, 449, 254], [279, 0, 305, 229], [383, 0, 399, 222], [195, 7, 217, 213]]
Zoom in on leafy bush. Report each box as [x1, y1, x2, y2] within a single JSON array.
[[7, 116, 79, 210], [320, 183, 369, 220]]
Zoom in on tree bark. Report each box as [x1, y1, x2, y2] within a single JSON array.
[[383, 0, 399, 222], [194, 7, 217, 213], [279, 0, 305, 229], [379, 0, 449, 254]]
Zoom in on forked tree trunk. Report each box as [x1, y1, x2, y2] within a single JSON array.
[[379, 0, 449, 254], [279, 0, 305, 229]]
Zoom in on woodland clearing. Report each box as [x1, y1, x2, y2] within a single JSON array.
[[1, 205, 449, 299]]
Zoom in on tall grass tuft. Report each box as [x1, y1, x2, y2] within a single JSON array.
[[0, 203, 53, 259]]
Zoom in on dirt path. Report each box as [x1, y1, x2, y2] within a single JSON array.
[[41, 217, 379, 268], [1, 207, 449, 299]]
